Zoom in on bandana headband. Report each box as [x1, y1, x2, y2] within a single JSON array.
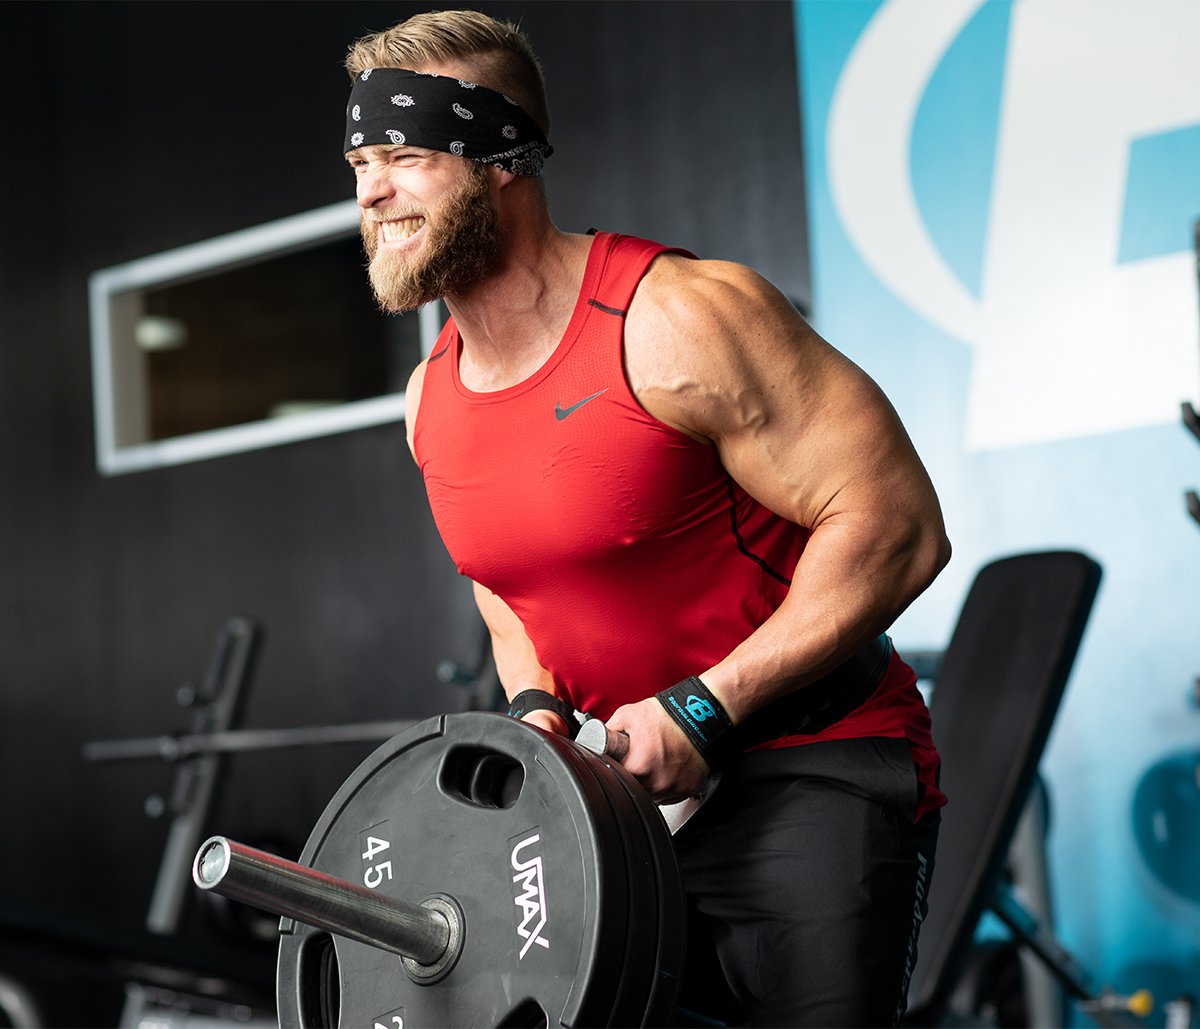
[[344, 68, 552, 176]]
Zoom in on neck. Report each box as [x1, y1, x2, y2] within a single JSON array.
[[445, 182, 592, 392]]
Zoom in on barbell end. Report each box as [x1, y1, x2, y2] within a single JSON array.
[[575, 718, 630, 762], [194, 836, 232, 889]]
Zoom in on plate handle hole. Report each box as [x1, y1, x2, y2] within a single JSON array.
[[296, 931, 339, 1027], [498, 997, 549, 1027], [439, 746, 525, 809]]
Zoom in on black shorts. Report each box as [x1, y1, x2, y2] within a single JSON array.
[[671, 737, 940, 1028]]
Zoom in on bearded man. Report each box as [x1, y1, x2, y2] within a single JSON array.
[[342, 11, 951, 1027]]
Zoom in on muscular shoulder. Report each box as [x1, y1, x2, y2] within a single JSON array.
[[624, 254, 828, 442], [633, 254, 789, 327]]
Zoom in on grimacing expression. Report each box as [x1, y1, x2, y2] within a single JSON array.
[[361, 161, 501, 312]]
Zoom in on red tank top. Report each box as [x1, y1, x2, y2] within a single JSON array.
[[414, 233, 944, 818]]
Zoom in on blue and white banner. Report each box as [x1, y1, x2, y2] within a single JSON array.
[[797, 0, 1200, 1005]]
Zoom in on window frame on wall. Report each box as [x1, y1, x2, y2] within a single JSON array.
[[88, 199, 442, 476]]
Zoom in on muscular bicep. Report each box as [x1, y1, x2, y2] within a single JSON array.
[[628, 260, 948, 629], [471, 581, 558, 701], [718, 334, 938, 536]]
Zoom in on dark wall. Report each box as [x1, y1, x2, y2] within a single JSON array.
[[0, 1, 808, 1022]]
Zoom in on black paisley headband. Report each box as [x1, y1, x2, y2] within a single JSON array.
[[344, 68, 552, 176]]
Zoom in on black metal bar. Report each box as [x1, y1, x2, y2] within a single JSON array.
[[989, 885, 1096, 1001], [145, 616, 260, 935], [82, 720, 417, 764]]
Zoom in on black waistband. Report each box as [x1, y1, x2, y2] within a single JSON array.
[[734, 634, 893, 751]]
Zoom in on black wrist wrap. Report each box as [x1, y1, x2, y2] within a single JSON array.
[[506, 689, 580, 739], [656, 677, 734, 767]]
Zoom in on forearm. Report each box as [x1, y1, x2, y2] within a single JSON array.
[[492, 645, 558, 704], [471, 581, 555, 699], [472, 580, 574, 735], [700, 513, 950, 724]]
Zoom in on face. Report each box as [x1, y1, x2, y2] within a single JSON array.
[[352, 147, 501, 313]]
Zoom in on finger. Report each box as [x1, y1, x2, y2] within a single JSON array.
[[521, 709, 570, 735]]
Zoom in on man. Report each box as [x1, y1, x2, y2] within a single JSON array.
[[343, 10, 951, 1026]]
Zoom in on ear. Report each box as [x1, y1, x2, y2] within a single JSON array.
[[488, 165, 518, 191]]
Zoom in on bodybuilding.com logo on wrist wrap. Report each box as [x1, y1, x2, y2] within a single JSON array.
[[685, 695, 716, 722], [663, 693, 719, 745], [510, 831, 550, 959]]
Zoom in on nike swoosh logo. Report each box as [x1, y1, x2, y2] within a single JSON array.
[[555, 389, 609, 421]]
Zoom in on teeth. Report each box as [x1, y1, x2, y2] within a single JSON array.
[[381, 217, 425, 242]]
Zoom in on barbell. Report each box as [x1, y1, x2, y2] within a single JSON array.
[[193, 711, 686, 1027]]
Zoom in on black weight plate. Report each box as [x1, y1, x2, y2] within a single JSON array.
[[277, 712, 641, 1028], [592, 754, 686, 1027], [560, 741, 668, 1027]]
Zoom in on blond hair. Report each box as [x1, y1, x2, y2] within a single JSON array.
[[345, 10, 550, 136]]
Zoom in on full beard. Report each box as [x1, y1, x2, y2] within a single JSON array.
[[362, 163, 501, 313]]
